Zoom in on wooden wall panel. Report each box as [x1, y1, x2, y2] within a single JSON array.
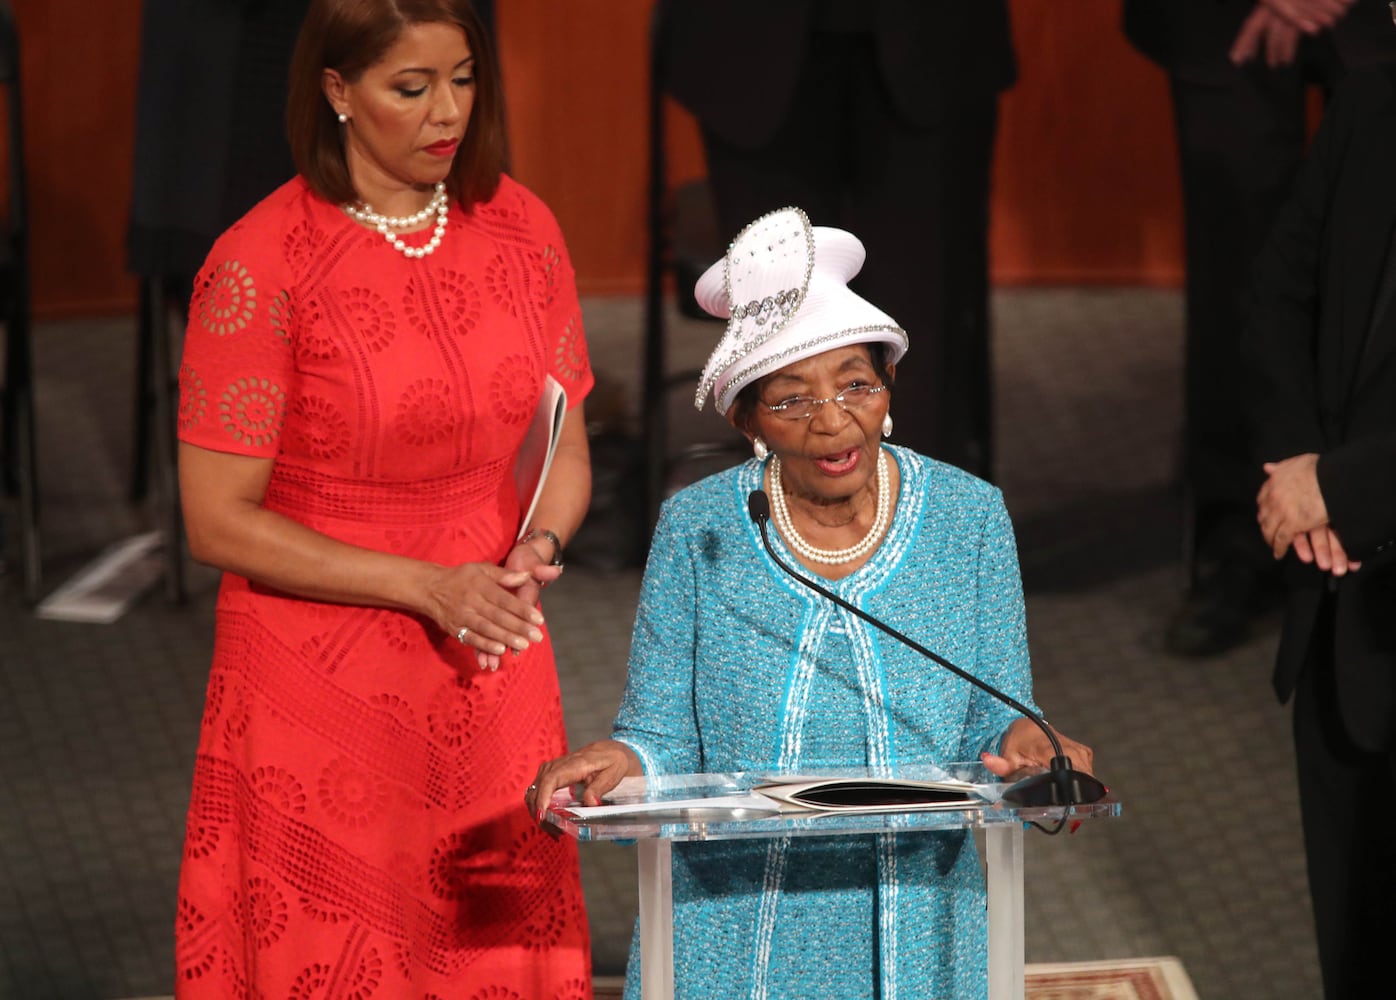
[[22, 0, 1183, 317], [499, 0, 1186, 294], [992, 0, 1183, 285], [13, 0, 142, 318]]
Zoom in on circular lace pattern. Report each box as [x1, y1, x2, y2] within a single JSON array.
[[376, 615, 418, 656], [219, 376, 286, 449], [268, 288, 294, 344], [370, 691, 417, 729], [467, 988, 524, 1000], [176, 897, 218, 980], [402, 269, 483, 341], [428, 831, 474, 900], [551, 978, 592, 1000], [199, 671, 224, 730], [222, 688, 251, 749], [553, 313, 587, 383], [484, 254, 516, 316], [345, 947, 383, 1000], [198, 260, 258, 336], [341, 286, 397, 353], [318, 757, 389, 829], [287, 395, 350, 461], [394, 379, 458, 447], [183, 820, 220, 860], [521, 893, 584, 952], [178, 363, 207, 432], [288, 963, 331, 1000], [239, 876, 288, 949], [427, 681, 476, 749], [251, 765, 306, 815], [282, 219, 327, 273], [538, 244, 562, 310], [489, 355, 538, 426], [295, 296, 341, 363], [300, 895, 351, 925]]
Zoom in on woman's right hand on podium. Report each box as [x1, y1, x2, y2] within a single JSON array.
[[525, 740, 642, 824]]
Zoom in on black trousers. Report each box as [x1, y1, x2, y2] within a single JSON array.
[[1292, 600, 1396, 1000], [699, 33, 999, 479], [1169, 46, 1342, 571]]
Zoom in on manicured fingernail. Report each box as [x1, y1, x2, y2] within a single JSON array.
[[528, 628, 543, 643], [530, 612, 545, 626], [512, 637, 529, 651]]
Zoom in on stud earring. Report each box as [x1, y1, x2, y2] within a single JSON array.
[[882, 413, 893, 439], [753, 437, 769, 461], [337, 112, 348, 124]]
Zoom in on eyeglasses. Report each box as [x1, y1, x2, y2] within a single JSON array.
[[759, 383, 888, 421]]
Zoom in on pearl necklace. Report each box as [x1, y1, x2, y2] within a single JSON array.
[[768, 449, 891, 566], [342, 181, 449, 259]]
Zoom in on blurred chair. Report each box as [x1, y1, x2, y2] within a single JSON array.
[[0, 0, 39, 603]]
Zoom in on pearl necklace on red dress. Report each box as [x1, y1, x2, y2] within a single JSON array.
[[342, 181, 449, 259]]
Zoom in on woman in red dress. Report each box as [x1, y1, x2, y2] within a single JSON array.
[[172, 1, 594, 996]]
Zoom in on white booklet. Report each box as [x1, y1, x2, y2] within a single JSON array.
[[558, 775, 986, 820], [514, 374, 568, 538], [751, 776, 983, 814]]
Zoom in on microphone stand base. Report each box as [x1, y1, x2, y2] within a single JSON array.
[[1001, 768, 1108, 808]]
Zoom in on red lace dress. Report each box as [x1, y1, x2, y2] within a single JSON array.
[[174, 175, 594, 999]]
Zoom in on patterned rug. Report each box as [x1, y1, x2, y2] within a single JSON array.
[[1023, 957, 1199, 1000], [594, 956, 1199, 999], [130, 957, 1196, 1000]]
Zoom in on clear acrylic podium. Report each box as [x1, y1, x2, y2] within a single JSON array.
[[543, 765, 1119, 1000]]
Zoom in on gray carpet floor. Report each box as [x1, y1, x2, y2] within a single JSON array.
[[0, 289, 1316, 999]]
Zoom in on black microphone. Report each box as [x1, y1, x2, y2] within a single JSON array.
[[747, 489, 1106, 808]]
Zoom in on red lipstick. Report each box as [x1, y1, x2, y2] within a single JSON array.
[[424, 138, 459, 157]]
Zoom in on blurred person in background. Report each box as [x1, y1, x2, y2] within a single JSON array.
[[1123, 0, 1396, 656], [655, 0, 1015, 481], [1243, 60, 1396, 1000]]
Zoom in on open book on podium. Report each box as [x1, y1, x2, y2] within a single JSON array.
[[560, 773, 990, 821], [514, 375, 568, 538]]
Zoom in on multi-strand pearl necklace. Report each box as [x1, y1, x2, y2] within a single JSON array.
[[768, 449, 891, 565], [342, 181, 449, 259]]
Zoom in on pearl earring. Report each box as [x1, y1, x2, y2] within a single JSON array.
[[882, 413, 893, 439], [337, 112, 348, 124], [753, 437, 769, 461]]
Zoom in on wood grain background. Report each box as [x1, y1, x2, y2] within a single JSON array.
[[13, 0, 1183, 319]]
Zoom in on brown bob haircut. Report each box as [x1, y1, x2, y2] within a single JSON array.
[[286, 0, 507, 209]]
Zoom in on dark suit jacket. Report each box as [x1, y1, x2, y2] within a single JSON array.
[[655, 0, 1015, 148], [1122, 0, 1396, 83], [1243, 65, 1396, 750]]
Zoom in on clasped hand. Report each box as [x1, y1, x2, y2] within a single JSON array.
[[426, 540, 562, 671], [1230, 0, 1356, 68], [1256, 453, 1360, 576]]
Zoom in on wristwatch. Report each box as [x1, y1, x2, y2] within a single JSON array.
[[522, 528, 564, 568]]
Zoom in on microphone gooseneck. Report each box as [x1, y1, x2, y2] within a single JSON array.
[[746, 489, 1106, 808]]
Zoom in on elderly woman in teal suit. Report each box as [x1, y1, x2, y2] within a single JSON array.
[[528, 208, 1095, 999]]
